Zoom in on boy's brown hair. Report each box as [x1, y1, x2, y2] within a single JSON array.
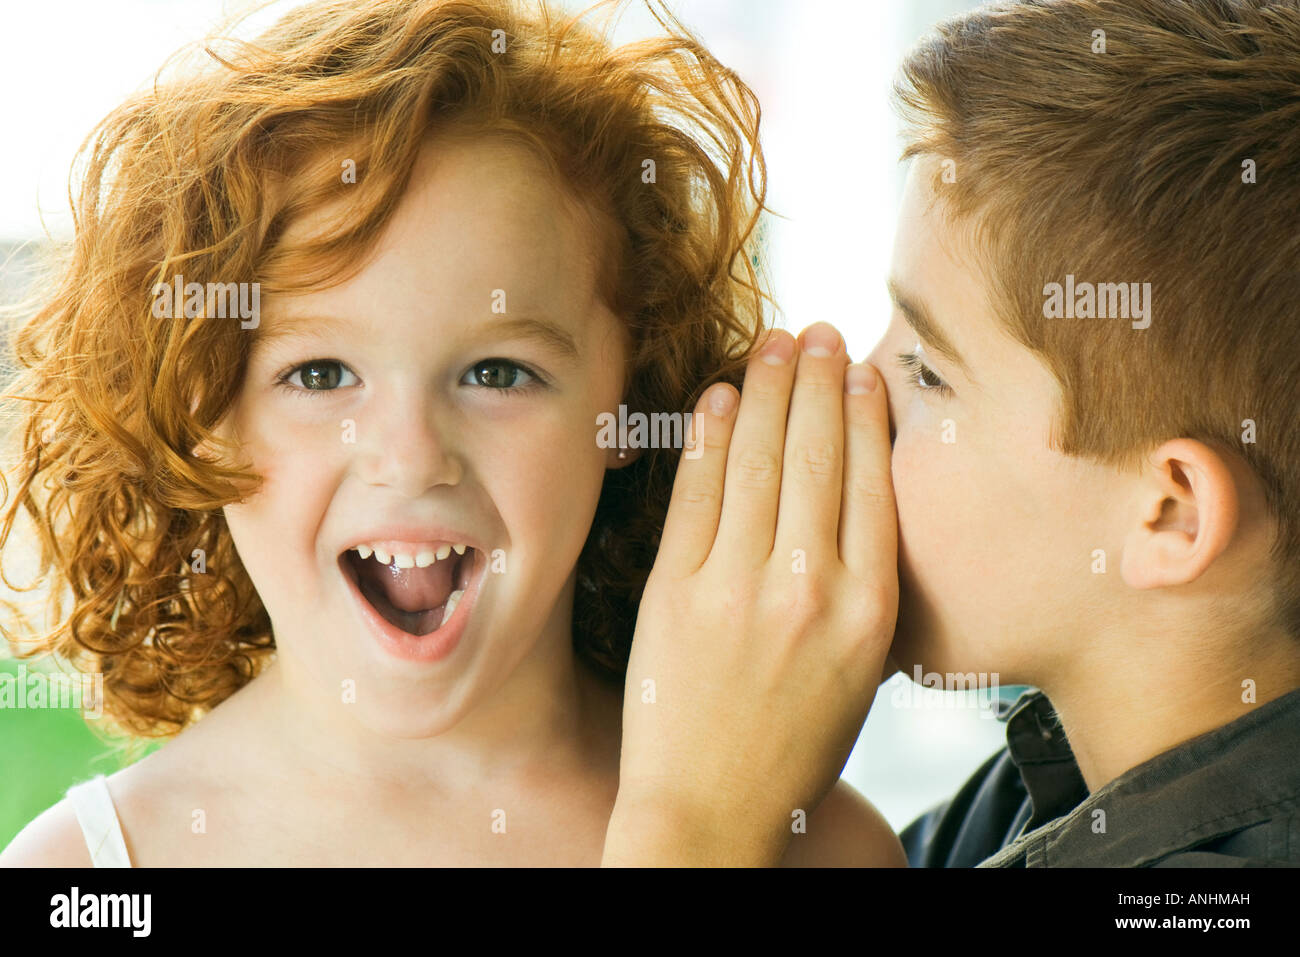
[[0, 0, 771, 738], [893, 0, 1300, 635]]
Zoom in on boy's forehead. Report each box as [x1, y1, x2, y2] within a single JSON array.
[[890, 158, 1065, 412], [889, 159, 1000, 378]]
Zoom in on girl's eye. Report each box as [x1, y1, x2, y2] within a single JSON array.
[[896, 350, 953, 397], [460, 359, 542, 393], [276, 359, 358, 395]]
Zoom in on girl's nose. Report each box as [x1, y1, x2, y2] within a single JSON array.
[[353, 398, 463, 497]]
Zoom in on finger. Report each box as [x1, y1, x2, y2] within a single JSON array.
[[773, 321, 850, 565], [838, 361, 898, 583], [654, 381, 740, 576], [710, 329, 798, 563]]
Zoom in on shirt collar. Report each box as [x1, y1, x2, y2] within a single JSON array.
[[983, 685, 1300, 866], [999, 689, 1088, 832]]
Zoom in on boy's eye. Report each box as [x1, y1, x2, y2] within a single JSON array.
[[460, 359, 541, 392], [277, 359, 358, 394], [896, 349, 953, 397]]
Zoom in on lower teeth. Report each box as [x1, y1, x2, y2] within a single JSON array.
[[439, 589, 465, 628]]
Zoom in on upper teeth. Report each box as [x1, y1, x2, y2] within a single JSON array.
[[354, 543, 469, 567]]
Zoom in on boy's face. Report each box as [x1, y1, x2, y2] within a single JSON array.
[[868, 158, 1129, 687], [213, 132, 629, 736]]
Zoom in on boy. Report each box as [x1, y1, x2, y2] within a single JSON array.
[[602, 0, 1300, 866]]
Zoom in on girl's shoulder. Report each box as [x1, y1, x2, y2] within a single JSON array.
[[0, 694, 254, 868], [0, 747, 216, 868], [778, 779, 908, 868], [0, 793, 95, 867]]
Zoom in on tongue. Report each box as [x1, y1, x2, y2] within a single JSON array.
[[364, 555, 456, 613]]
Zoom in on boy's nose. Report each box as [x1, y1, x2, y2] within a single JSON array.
[[861, 345, 897, 449]]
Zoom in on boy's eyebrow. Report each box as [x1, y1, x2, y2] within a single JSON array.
[[256, 312, 581, 360], [886, 277, 970, 376]]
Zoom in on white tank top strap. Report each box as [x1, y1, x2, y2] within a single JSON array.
[[65, 774, 132, 868]]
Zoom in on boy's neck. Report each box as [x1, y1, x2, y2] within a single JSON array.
[[1041, 621, 1300, 793]]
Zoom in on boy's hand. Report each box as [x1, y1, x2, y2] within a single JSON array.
[[604, 321, 899, 866]]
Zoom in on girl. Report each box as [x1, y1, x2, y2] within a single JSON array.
[[0, 0, 901, 866]]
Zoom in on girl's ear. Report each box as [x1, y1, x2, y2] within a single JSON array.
[[191, 408, 237, 465], [1119, 438, 1239, 590], [605, 445, 641, 469]]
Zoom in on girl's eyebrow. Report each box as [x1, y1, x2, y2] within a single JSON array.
[[254, 311, 353, 345], [478, 315, 581, 360], [254, 311, 581, 360]]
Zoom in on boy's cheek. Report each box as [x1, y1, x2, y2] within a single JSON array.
[[889, 427, 961, 515], [889, 430, 993, 576], [889, 438, 953, 587]]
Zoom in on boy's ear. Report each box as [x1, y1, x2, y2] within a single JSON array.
[[1120, 439, 1239, 590]]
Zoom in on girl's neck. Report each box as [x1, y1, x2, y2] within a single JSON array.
[[235, 628, 622, 799]]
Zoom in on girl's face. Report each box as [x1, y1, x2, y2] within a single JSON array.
[[212, 133, 630, 737]]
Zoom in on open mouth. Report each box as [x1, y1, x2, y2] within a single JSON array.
[[339, 544, 478, 637]]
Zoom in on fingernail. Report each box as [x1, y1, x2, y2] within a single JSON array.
[[845, 362, 877, 394], [759, 331, 795, 365], [709, 384, 736, 415], [801, 322, 841, 357]]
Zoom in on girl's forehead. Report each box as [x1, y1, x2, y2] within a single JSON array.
[[272, 132, 611, 293]]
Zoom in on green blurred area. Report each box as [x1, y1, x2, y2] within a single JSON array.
[[0, 656, 159, 850]]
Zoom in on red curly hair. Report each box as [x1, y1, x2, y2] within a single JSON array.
[[0, 0, 772, 739]]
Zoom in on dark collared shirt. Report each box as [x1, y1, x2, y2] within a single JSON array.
[[899, 686, 1300, 867]]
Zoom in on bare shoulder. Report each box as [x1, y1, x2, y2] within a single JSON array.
[[0, 758, 170, 869], [1, 681, 270, 869], [0, 730, 225, 868], [0, 797, 93, 867], [780, 779, 907, 867]]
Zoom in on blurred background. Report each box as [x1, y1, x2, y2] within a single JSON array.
[[0, 0, 1015, 852]]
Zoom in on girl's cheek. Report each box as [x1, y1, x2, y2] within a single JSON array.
[[470, 417, 577, 488]]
